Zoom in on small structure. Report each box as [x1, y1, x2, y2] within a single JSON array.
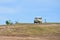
[[34, 17, 42, 24]]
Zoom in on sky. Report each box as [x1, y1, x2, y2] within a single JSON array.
[[0, 0, 60, 24]]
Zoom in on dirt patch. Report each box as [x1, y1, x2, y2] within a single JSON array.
[[0, 35, 60, 40]]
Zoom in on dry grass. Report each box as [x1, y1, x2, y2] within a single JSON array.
[[0, 24, 60, 37], [0, 24, 60, 40]]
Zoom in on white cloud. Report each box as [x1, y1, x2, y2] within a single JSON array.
[[0, 6, 16, 13]]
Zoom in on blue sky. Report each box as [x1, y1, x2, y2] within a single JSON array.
[[0, 0, 60, 24]]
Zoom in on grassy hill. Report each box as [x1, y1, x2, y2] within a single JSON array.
[[0, 24, 60, 37]]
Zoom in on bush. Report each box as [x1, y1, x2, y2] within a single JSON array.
[[5, 20, 13, 25], [6, 20, 10, 25]]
